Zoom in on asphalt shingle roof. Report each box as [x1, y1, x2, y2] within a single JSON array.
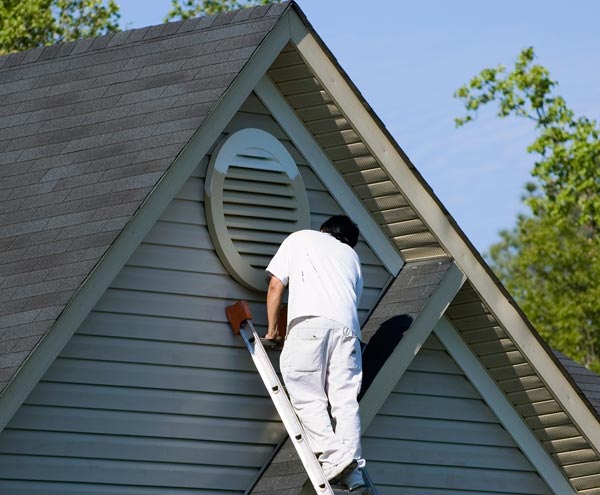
[[554, 350, 600, 415], [0, 1, 291, 394], [359, 258, 451, 395]]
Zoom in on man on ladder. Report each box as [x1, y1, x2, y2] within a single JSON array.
[[265, 215, 366, 492]]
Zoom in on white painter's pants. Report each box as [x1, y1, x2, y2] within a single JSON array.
[[280, 316, 364, 470]]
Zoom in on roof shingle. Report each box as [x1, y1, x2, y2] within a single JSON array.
[[554, 350, 600, 414]]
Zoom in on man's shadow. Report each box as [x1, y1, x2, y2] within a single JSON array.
[[359, 314, 413, 400]]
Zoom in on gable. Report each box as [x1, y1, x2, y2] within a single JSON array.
[[261, 11, 600, 493], [202, 92, 395, 320]]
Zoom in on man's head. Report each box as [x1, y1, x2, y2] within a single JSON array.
[[320, 215, 359, 248]]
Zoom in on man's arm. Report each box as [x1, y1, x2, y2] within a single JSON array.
[[265, 276, 285, 340]]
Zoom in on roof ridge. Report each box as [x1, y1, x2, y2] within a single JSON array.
[[0, 1, 291, 71]]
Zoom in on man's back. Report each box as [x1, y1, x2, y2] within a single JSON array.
[[267, 229, 363, 333]]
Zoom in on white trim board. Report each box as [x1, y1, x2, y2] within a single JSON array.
[[359, 261, 466, 431], [254, 76, 403, 276], [435, 317, 576, 495], [288, 14, 600, 451], [0, 11, 296, 432]]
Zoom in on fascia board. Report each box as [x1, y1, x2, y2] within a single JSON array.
[[359, 261, 466, 430], [435, 317, 576, 495], [0, 11, 295, 433], [254, 76, 403, 276], [288, 14, 600, 451]]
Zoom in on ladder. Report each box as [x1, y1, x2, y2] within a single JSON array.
[[226, 300, 334, 495], [226, 301, 376, 495]]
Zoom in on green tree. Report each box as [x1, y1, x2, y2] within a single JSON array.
[[164, 0, 280, 22], [0, 0, 120, 55], [455, 48, 600, 371]]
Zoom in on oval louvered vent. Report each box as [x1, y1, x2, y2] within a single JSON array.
[[206, 128, 310, 291]]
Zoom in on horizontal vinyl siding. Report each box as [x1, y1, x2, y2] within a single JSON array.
[[0, 95, 391, 493], [363, 334, 552, 495]]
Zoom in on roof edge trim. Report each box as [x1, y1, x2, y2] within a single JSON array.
[[359, 261, 466, 430]]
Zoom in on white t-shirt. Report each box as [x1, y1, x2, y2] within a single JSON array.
[[266, 230, 363, 335]]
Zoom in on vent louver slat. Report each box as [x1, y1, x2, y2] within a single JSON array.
[[223, 215, 300, 233], [221, 190, 297, 209], [222, 179, 294, 197]]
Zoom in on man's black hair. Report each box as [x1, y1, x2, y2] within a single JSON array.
[[320, 215, 359, 248]]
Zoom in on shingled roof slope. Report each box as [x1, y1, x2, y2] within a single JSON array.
[[554, 350, 600, 415], [0, 1, 291, 394]]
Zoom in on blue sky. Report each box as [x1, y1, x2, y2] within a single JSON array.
[[117, 0, 600, 254]]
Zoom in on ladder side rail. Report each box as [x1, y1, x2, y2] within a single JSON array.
[[239, 320, 334, 495]]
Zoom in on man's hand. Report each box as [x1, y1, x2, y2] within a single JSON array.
[[266, 276, 285, 340]]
